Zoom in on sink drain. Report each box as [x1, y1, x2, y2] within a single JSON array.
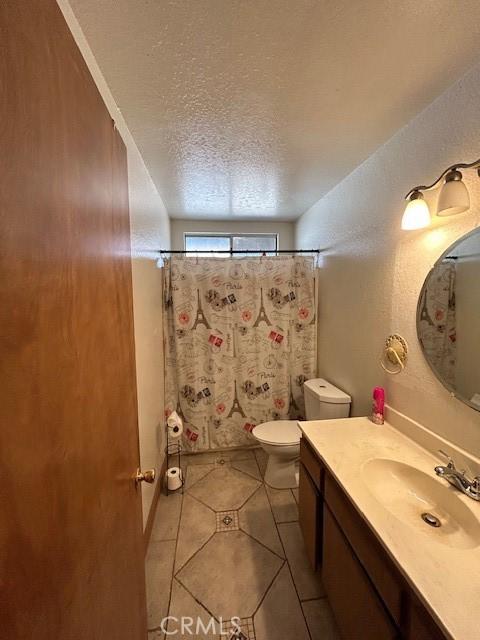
[[421, 512, 441, 528]]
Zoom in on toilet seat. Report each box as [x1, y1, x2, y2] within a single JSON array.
[[252, 420, 301, 446]]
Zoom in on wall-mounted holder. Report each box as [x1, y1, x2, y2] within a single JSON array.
[[380, 334, 408, 375]]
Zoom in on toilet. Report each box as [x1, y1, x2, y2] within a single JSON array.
[[252, 378, 351, 489]]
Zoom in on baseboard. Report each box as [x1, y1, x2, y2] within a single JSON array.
[[144, 456, 167, 553], [182, 444, 259, 456]]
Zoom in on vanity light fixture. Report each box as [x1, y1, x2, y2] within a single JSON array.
[[402, 157, 480, 230]]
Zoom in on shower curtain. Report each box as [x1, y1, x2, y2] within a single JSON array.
[[418, 261, 456, 387], [163, 255, 317, 451]]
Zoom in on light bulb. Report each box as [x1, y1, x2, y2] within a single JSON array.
[[401, 192, 431, 230]]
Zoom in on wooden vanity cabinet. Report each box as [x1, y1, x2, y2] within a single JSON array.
[[298, 436, 447, 640], [323, 507, 398, 640], [299, 437, 324, 570]]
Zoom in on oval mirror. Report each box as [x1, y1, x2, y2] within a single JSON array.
[[417, 227, 480, 411]]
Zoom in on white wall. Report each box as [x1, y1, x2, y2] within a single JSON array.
[[171, 219, 295, 251], [296, 61, 480, 457], [58, 1, 170, 529]]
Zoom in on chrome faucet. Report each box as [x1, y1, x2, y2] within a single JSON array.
[[434, 450, 480, 501]]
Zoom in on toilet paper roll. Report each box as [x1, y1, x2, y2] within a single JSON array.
[[167, 410, 183, 439], [166, 467, 183, 491]]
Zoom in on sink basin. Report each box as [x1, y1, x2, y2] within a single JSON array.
[[362, 458, 480, 549]]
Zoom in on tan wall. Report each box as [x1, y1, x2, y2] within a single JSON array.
[[171, 219, 295, 251], [130, 259, 165, 528], [296, 62, 480, 457], [58, 0, 170, 528]]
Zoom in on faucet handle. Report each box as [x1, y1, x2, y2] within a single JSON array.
[[438, 449, 456, 469]]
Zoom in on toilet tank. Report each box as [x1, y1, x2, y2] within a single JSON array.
[[304, 378, 351, 420]]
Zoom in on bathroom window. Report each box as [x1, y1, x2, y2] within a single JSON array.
[[184, 233, 278, 256]]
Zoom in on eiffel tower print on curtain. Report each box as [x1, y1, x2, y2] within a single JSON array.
[[419, 290, 434, 326], [253, 288, 272, 327], [192, 289, 211, 330], [227, 380, 246, 418]]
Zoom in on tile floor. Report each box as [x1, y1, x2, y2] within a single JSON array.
[[146, 448, 340, 640]]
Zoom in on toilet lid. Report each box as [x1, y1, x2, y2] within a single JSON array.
[[252, 420, 301, 446]]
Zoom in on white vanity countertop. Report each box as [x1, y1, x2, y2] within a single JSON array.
[[298, 417, 480, 640]]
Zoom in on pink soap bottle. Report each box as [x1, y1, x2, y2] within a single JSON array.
[[371, 387, 385, 425]]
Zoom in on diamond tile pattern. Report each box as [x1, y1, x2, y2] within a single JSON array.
[[146, 446, 341, 640], [265, 484, 298, 522], [254, 565, 310, 640], [176, 530, 282, 618], [232, 458, 262, 481], [224, 617, 255, 640], [238, 486, 284, 557], [216, 510, 239, 532], [175, 495, 216, 573], [167, 579, 220, 639], [184, 463, 215, 489], [188, 465, 261, 511]]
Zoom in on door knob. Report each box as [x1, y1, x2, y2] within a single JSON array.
[[135, 468, 156, 485]]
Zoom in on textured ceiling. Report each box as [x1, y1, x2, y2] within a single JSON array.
[[69, 0, 480, 220]]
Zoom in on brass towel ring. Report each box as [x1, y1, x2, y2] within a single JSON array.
[[380, 334, 408, 375]]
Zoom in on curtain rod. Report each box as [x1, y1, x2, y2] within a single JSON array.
[[156, 249, 320, 254]]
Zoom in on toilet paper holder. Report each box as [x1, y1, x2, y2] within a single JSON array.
[[164, 441, 184, 495], [164, 415, 185, 496]]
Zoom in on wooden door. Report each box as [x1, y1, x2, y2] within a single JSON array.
[[0, 1, 147, 638]]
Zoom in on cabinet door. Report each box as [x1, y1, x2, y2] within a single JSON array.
[[299, 462, 321, 570], [406, 598, 445, 640], [300, 437, 323, 490], [325, 474, 403, 625], [323, 508, 398, 640]]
